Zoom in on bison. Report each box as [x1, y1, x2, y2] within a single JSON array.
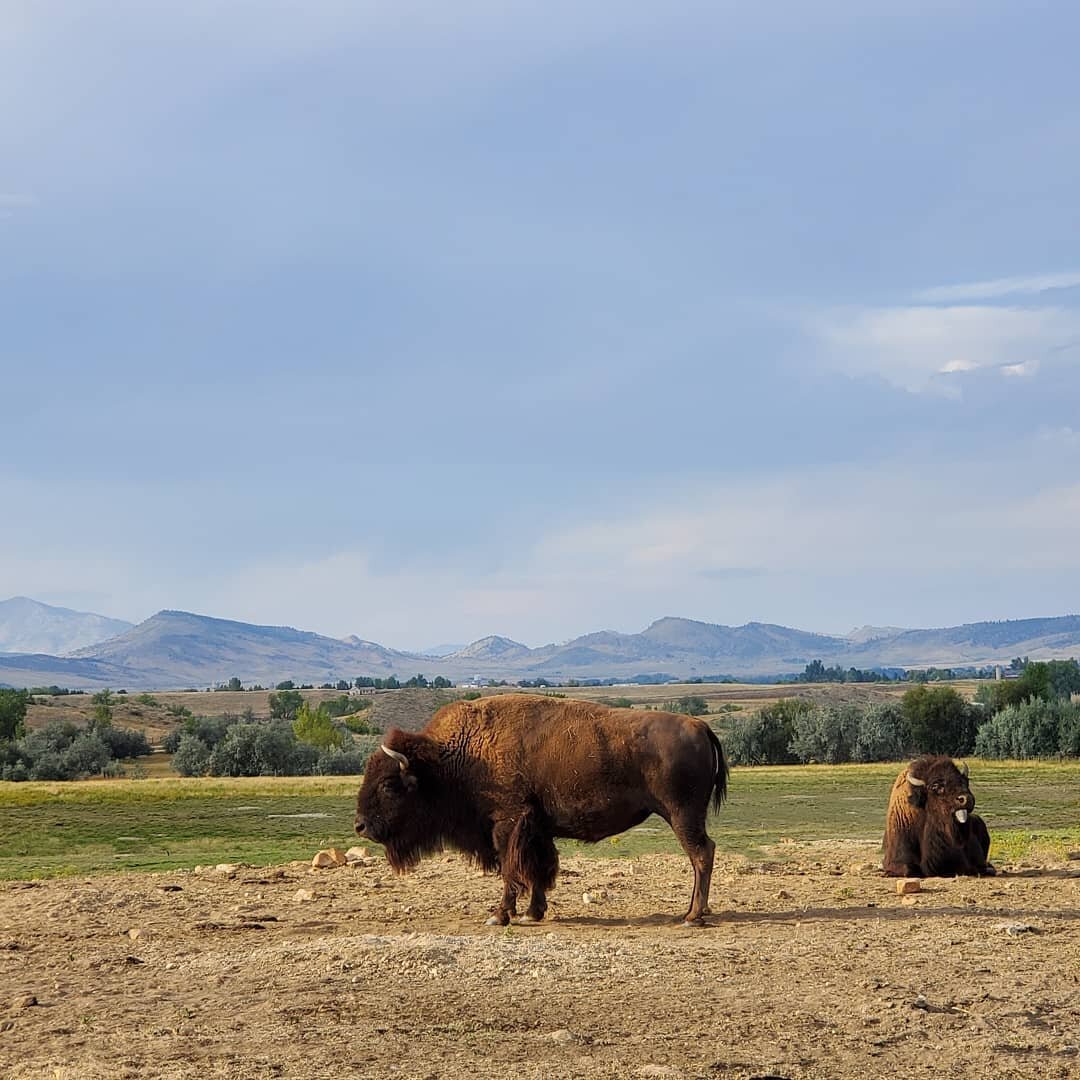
[[882, 754, 994, 877], [354, 694, 728, 926]]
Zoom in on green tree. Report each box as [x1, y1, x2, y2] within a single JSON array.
[[292, 703, 345, 750], [0, 689, 30, 742], [901, 685, 977, 755], [268, 689, 304, 722], [90, 688, 114, 730]]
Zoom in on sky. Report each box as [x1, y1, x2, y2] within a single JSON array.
[[2, 1, 1080, 650]]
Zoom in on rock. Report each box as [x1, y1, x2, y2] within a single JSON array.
[[345, 846, 368, 863], [896, 879, 921, 895], [997, 921, 1038, 935], [548, 1029, 577, 1044], [11, 995, 37, 1010], [311, 849, 347, 869], [293, 888, 316, 903], [126, 928, 147, 941], [776, 889, 792, 900]]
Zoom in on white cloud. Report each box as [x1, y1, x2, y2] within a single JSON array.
[[810, 303, 1080, 393], [915, 272, 1080, 303]]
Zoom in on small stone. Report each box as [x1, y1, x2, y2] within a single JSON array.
[[636, 1067, 682, 1078], [548, 1028, 577, 1044], [293, 888, 316, 902], [126, 928, 147, 941], [345, 846, 368, 863], [901, 895, 919, 907], [12, 995, 37, 1009], [311, 848, 347, 869], [896, 879, 921, 895], [998, 921, 1037, 935], [776, 889, 792, 900]]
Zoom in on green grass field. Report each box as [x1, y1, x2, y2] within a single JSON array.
[[1, 761, 1077, 880]]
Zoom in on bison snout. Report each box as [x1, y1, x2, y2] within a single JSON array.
[[354, 817, 367, 836]]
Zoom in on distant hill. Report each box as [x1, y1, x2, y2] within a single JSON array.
[[0, 597, 133, 655], [0, 605, 1079, 690], [65, 610, 429, 689]]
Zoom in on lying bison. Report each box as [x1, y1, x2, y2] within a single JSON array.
[[355, 694, 728, 926], [882, 754, 994, 877]]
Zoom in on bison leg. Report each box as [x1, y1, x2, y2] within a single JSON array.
[[489, 806, 559, 926], [485, 880, 519, 927], [670, 812, 715, 925]]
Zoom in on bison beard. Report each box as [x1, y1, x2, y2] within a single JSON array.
[[354, 694, 728, 926], [881, 754, 994, 878]]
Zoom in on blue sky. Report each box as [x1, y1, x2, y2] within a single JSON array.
[[2, 1, 1079, 649]]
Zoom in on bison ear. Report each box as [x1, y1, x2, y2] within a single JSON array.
[[907, 786, 927, 809]]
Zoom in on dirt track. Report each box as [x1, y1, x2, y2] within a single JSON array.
[[2, 845, 1078, 1079]]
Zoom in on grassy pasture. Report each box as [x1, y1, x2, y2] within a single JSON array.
[[1, 760, 1076, 881]]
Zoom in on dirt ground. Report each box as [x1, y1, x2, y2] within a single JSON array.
[[1, 844, 1078, 1080]]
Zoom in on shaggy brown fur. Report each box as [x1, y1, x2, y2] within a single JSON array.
[[882, 754, 993, 878], [355, 694, 728, 926]]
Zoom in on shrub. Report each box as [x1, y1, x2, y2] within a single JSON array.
[[974, 697, 1078, 759], [789, 704, 861, 764], [314, 746, 368, 775], [98, 726, 152, 759], [665, 695, 709, 717], [171, 733, 211, 776], [851, 702, 910, 763], [61, 733, 113, 777], [726, 699, 809, 765]]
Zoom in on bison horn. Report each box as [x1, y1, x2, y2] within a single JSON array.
[[906, 773, 926, 787], [380, 744, 409, 771], [959, 761, 969, 778]]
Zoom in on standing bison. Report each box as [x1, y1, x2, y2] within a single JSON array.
[[882, 754, 994, 877], [354, 694, 728, 926]]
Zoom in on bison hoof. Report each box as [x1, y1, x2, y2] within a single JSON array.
[[515, 914, 541, 925], [680, 916, 706, 928], [981, 864, 997, 877], [485, 914, 510, 927]]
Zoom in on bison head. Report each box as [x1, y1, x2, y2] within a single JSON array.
[[905, 755, 975, 824], [354, 730, 440, 872]]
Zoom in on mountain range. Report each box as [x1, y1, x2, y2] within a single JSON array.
[[1, 598, 1080, 690], [0, 597, 133, 656]]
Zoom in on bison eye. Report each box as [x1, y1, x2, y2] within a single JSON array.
[[932, 784, 944, 795]]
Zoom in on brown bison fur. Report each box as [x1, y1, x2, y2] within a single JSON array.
[[882, 754, 994, 878], [354, 694, 728, 926]]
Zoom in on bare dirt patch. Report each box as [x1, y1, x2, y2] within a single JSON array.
[[1, 847, 1078, 1079]]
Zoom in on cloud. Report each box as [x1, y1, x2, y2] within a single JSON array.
[[810, 303, 1080, 393], [915, 272, 1080, 303]]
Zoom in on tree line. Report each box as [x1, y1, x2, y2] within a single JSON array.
[[726, 659, 1080, 765]]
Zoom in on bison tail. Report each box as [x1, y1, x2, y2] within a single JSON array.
[[705, 725, 729, 813], [504, 802, 559, 895]]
